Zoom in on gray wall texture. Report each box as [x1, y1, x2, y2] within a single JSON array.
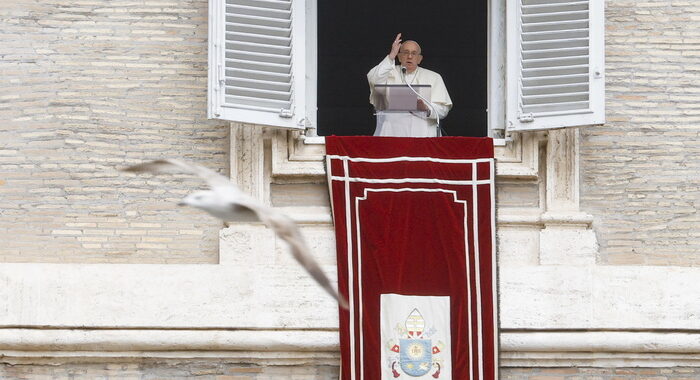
[[580, 0, 700, 265], [0, 0, 229, 263], [2, 361, 699, 380]]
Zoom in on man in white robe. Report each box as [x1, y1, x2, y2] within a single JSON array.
[[367, 33, 453, 137]]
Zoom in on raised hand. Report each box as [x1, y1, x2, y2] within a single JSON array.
[[417, 99, 429, 112], [388, 33, 402, 60]]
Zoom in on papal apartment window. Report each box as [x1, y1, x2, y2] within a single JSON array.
[[208, 0, 604, 137], [315, 0, 488, 137]]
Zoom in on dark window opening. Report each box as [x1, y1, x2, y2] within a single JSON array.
[[317, 0, 488, 137]]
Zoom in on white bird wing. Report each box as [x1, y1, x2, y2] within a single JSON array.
[[122, 159, 349, 309], [264, 211, 349, 310], [123, 158, 263, 219], [123, 159, 235, 191]]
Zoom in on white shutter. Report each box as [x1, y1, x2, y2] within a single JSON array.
[[209, 0, 306, 129], [506, 0, 604, 132]]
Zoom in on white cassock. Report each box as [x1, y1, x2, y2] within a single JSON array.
[[367, 56, 453, 137]]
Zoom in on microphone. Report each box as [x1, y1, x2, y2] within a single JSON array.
[[399, 66, 441, 136]]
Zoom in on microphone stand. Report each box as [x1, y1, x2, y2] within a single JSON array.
[[401, 66, 442, 137]]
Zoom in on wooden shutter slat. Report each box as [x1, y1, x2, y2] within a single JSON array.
[[522, 101, 590, 114], [523, 64, 589, 77], [522, 2, 588, 13], [522, 90, 589, 102], [231, 0, 291, 11], [226, 58, 291, 74], [227, 78, 292, 92], [225, 95, 292, 110], [523, 37, 589, 50], [522, 55, 589, 68], [226, 68, 291, 82], [226, 31, 291, 46], [522, 29, 588, 42], [227, 14, 291, 28], [524, 47, 589, 59], [522, 10, 588, 23], [522, 83, 589, 95], [226, 4, 291, 20], [226, 50, 291, 65], [227, 22, 291, 37], [523, 73, 589, 86], [523, 19, 588, 32], [226, 86, 292, 100], [226, 41, 291, 56]]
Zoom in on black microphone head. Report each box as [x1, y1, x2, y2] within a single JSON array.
[[401, 66, 407, 74]]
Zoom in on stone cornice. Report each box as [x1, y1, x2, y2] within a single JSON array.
[[3, 329, 700, 367]]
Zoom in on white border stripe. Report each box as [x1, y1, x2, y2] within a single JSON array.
[[326, 155, 493, 164], [359, 187, 468, 194], [326, 154, 336, 222], [490, 159, 499, 379], [354, 194, 365, 380], [342, 158, 357, 380], [465, 186, 475, 379], [472, 162, 484, 380], [330, 176, 492, 186], [356, 188, 471, 380]]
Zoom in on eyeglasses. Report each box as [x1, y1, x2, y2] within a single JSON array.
[[399, 50, 421, 57]]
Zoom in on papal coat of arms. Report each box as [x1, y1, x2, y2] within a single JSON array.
[[385, 308, 447, 378]]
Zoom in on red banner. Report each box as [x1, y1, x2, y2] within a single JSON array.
[[327, 136, 497, 380]]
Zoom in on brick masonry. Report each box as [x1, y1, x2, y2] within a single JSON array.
[[504, 367, 700, 379], [0, 360, 339, 380], [2, 363, 700, 380], [580, 0, 700, 265], [0, 0, 229, 263]]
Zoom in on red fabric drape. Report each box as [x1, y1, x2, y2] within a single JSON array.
[[327, 136, 497, 380]]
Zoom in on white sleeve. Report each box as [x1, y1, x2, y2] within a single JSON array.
[[428, 103, 451, 121], [367, 56, 396, 84], [427, 74, 452, 120]]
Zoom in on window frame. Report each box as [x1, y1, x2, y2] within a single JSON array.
[[304, 0, 506, 139]]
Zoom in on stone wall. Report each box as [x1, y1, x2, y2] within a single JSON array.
[[504, 368, 700, 379], [0, 0, 229, 263], [580, 0, 700, 265], [0, 360, 339, 380], [2, 362, 700, 380]]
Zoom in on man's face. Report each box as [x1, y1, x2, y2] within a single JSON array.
[[397, 41, 423, 73]]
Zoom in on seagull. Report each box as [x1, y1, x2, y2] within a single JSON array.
[[122, 159, 348, 309]]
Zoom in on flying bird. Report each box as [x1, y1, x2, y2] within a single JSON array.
[[122, 159, 348, 309]]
